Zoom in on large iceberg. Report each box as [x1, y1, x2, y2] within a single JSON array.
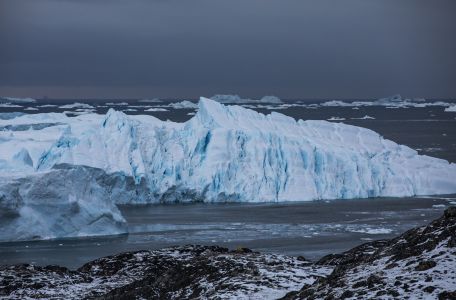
[[1, 98, 456, 241]]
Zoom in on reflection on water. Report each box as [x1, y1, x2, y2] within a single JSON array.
[[1, 196, 454, 269]]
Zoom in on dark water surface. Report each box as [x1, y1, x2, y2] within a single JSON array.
[[0, 196, 454, 269]]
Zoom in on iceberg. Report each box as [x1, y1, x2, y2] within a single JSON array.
[[0, 96, 36, 103], [320, 95, 454, 108], [0, 165, 127, 242], [445, 105, 456, 112], [59, 102, 95, 109], [210, 94, 283, 104], [1, 98, 456, 241], [168, 100, 198, 109]]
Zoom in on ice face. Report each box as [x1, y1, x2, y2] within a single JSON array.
[[0, 165, 127, 242], [1, 98, 456, 240]]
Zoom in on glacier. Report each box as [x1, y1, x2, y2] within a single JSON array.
[[1, 97, 456, 241]]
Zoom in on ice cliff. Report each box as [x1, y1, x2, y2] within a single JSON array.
[[1, 98, 456, 241]]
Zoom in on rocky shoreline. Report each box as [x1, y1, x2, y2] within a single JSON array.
[[1, 207, 455, 299]]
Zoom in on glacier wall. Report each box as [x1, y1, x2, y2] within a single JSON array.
[[1, 97, 456, 240]]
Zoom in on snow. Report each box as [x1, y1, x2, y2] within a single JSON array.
[[0, 246, 332, 299], [24, 107, 39, 111], [444, 105, 456, 112], [1, 98, 456, 240]]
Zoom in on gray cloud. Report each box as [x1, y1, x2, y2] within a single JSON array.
[[1, 0, 455, 99]]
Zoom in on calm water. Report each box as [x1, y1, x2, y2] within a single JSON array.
[[0, 100, 455, 269], [0, 196, 454, 269]]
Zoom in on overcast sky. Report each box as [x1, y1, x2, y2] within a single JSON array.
[[1, 0, 455, 99]]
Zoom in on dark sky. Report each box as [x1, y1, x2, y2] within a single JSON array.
[[1, 0, 455, 99]]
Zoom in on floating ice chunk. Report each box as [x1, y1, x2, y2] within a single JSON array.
[[145, 107, 168, 112], [327, 116, 346, 121], [0, 96, 36, 103], [0, 103, 22, 108], [0, 165, 127, 242], [210, 94, 283, 104], [351, 115, 375, 120], [445, 105, 456, 112], [106, 102, 129, 106], [138, 98, 162, 103], [169, 100, 198, 109], [59, 103, 95, 109]]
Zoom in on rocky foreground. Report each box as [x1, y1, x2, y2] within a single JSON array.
[[1, 208, 455, 300]]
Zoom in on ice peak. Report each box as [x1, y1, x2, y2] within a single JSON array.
[[102, 108, 129, 131]]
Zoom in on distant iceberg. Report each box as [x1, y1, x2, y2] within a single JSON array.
[[169, 100, 198, 109], [0, 96, 36, 103], [1, 98, 456, 241], [445, 105, 456, 112], [59, 102, 95, 109], [321, 94, 454, 108], [210, 94, 283, 104]]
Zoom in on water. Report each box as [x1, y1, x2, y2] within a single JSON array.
[[1, 99, 455, 269], [0, 196, 454, 269]]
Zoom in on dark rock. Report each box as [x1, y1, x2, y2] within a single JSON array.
[[424, 286, 436, 293], [366, 274, 383, 287], [438, 290, 456, 300], [415, 260, 437, 271], [340, 290, 354, 299]]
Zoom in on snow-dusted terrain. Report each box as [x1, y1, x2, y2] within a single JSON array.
[[1, 97, 456, 241], [1, 208, 455, 299]]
